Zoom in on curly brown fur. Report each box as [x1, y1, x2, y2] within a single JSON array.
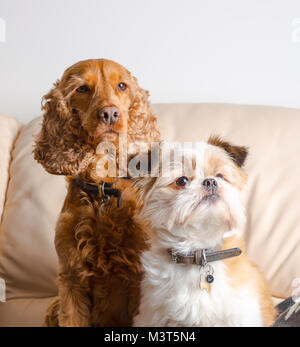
[[34, 59, 161, 326], [43, 297, 60, 327], [50, 180, 150, 326]]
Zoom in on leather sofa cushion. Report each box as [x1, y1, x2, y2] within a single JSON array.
[[0, 113, 22, 223]]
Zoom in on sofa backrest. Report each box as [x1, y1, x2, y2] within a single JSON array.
[[0, 103, 300, 302]]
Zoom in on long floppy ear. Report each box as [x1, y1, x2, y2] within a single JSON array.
[[208, 135, 248, 167], [128, 76, 161, 144], [33, 81, 94, 176]]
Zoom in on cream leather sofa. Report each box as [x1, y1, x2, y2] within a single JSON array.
[[0, 103, 300, 327]]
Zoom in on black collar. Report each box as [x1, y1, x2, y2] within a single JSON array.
[[74, 178, 128, 207]]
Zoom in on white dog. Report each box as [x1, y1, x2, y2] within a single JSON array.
[[132, 137, 277, 327]]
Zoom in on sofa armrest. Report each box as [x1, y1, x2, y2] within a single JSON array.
[[0, 113, 22, 224]]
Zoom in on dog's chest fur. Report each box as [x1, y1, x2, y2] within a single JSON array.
[[134, 247, 264, 327]]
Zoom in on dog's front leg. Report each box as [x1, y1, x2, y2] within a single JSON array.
[[53, 209, 94, 327], [56, 265, 92, 327]]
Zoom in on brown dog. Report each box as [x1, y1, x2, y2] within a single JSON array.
[[34, 59, 160, 326]]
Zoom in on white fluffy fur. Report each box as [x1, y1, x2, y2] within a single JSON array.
[[134, 246, 263, 327], [133, 142, 266, 327]]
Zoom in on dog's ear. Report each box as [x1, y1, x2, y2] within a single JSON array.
[[128, 76, 161, 144], [33, 81, 94, 176], [208, 135, 248, 167]]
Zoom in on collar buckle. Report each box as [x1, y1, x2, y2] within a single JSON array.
[[75, 178, 123, 207], [171, 251, 178, 263]]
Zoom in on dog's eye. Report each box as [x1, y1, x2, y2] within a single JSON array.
[[118, 82, 127, 91], [76, 85, 90, 93], [216, 173, 224, 179], [175, 176, 189, 187]]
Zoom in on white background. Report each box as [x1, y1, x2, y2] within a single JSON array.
[[1, 0, 300, 123]]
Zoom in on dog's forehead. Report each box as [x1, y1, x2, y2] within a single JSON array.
[[203, 144, 233, 174], [159, 142, 208, 177], [65, 59, 130, 86], [194, 143, 228, 174], [103, 64, 131, 89], [86, 61, 127, 84], [166, 142, 230, 177], [175, 142, 225, 164]]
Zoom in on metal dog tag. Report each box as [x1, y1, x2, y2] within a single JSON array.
[[199, 274, 211, 293], [199, 251, 214, 293]]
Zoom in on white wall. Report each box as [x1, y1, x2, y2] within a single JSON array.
[[1, 0, 300, 123]]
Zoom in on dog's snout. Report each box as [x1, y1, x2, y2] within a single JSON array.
[[203, 178, 218, 192], [98, 106, 120, 125]]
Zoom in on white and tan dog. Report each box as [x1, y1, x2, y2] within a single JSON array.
[[132, 137, 277, 327]]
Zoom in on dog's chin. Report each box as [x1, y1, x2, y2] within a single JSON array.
[[93, 130, 120, 142], [185, 196, 231, 233], [200, 193, 220, 205]]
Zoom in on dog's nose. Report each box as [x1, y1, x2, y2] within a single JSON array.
[[203, 178, 218, 193], [98, 106, 120, 125]]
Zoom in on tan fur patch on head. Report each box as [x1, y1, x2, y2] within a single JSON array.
[[204, 146, 247, 190], [208, 135, 248, 168]]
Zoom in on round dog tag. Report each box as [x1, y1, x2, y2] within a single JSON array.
[[206, 274, 214, 283]]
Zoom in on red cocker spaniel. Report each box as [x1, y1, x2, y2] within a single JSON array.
[[34, 59, 161, 326]]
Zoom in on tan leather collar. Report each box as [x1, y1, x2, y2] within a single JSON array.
[[168, 247, 242, 266]]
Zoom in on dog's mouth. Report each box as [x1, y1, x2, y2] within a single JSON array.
[[201, 193, 220, 204], [190, 193, 220, 215], [95, 129, 120, 137], [90, 129, 122, 144]]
